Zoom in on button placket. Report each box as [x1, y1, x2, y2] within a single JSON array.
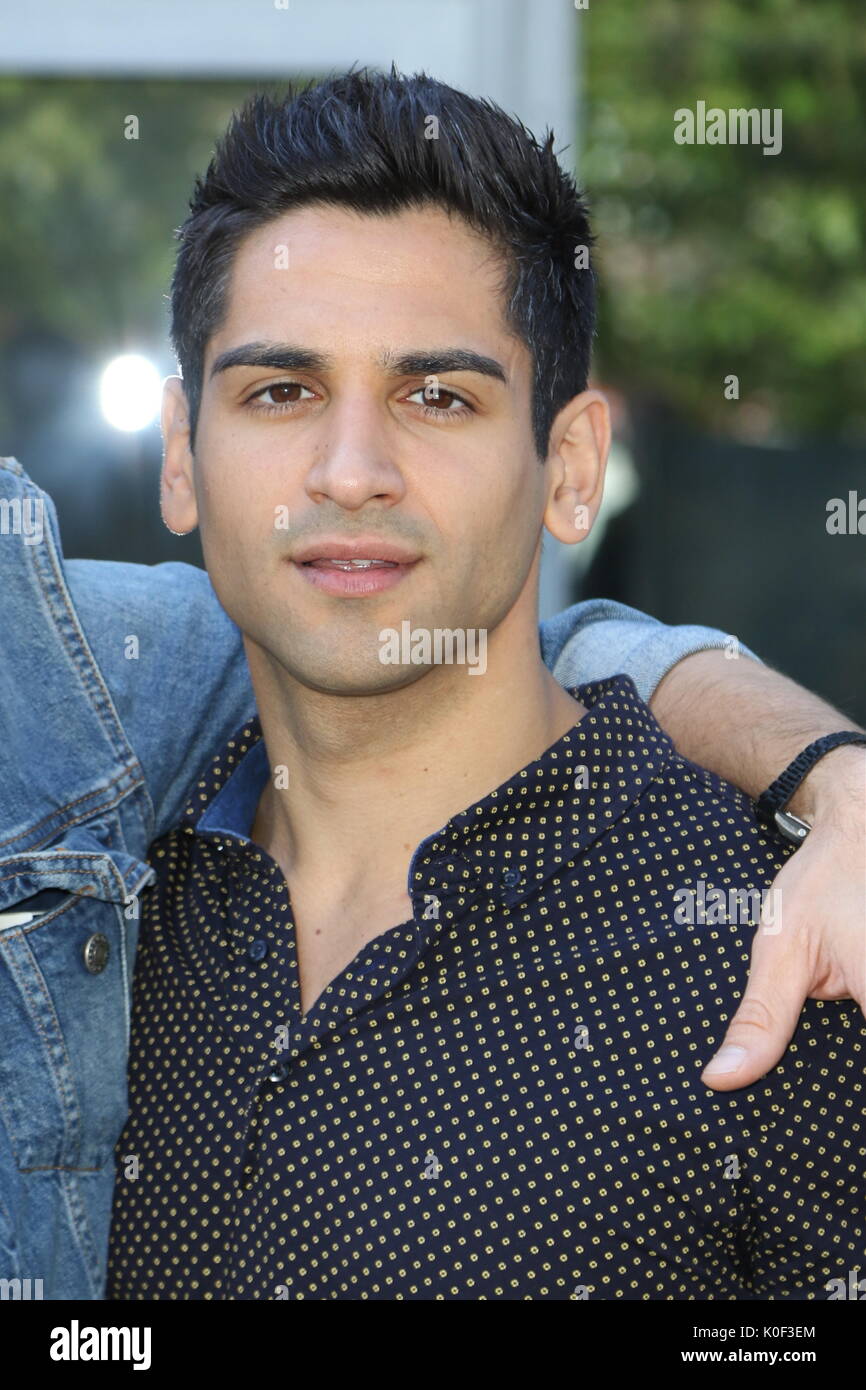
[[497, 863, 527, 908], [267, 1054, 291, 1083], [218, 847, 300, 1053]]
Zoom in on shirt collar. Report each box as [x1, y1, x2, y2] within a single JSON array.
[[179, 674, 675, 906]]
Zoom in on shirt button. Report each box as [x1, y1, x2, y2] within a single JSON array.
[[247, 938, 268, 961], [268, 1057, 291, 1083], [500, 867, 521, 888], [82, 933, 110, 974]]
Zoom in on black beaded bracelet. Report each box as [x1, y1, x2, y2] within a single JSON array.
[[755, 730, 866, 844]]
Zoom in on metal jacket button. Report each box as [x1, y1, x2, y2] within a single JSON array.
[[83, 933, 110, 974]]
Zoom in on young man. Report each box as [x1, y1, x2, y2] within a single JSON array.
[[97, 71, 864, 1300]]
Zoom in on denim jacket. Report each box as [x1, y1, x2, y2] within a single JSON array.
[[0, 455, 756, 1299]]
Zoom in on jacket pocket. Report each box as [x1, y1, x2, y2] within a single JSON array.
[[0, 838, 155, 1173]]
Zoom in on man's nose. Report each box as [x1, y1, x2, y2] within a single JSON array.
[[303, 394, 406, 510]]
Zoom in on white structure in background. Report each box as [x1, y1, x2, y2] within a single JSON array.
[[2, 0, 633, 615]]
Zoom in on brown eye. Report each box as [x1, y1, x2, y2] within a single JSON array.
[[264, 382, 305, 404], [406, 385, 470, 413], [247, 380, 315, 412]]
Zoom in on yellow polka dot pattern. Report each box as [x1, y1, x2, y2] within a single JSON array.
[[107, 675, 866, 1300]]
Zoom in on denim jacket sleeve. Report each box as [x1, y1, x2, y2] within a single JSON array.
[[64, 558, 256, 843]]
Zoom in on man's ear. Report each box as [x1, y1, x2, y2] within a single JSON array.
[[543, 389, 611, 545], [160, 375, 199, 536]]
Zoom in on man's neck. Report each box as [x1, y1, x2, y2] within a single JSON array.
[[246, 628, 586, 905]]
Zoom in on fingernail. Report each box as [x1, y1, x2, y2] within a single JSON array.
[[703, 1045, 748, 1076]]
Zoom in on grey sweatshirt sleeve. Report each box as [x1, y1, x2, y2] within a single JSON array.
[[538, 598, 761, 704]]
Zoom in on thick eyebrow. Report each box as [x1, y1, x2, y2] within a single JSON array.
[[208, 342, 508, 386], [385, 349, 507, 385]]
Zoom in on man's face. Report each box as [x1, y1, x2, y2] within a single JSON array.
[[175, 203, 556, 695]]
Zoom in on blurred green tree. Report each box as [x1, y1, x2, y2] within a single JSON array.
[[581, 0, 866, 440]]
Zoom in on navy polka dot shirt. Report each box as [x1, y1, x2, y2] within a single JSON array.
[[107, 675, 865, 1300]]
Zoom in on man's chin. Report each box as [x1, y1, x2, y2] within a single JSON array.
[[290, 668, 432, 699], [253, 642, 434, 699]]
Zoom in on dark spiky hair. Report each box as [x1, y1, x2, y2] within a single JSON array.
[[170, 65, 597, 459]]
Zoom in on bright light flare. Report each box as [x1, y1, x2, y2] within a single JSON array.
[[99, 354, 161, 432]]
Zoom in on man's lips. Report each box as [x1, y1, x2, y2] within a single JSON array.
[[290, 555, 418, 597], [302, 557, 401, 570], [291, 538, 420, 565]]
